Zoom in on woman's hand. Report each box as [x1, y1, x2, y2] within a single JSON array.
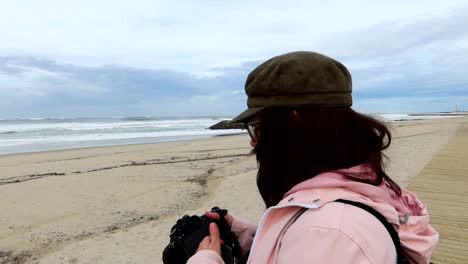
[[196, 223, 222, 255], [204, 211, 234, 228]]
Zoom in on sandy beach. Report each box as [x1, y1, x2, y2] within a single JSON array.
[[0, 117, 466, 264]]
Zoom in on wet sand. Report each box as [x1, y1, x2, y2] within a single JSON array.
[[0, 117, 466, 264]]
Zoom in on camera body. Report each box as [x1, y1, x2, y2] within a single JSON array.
[[162, 207, 241, 264]]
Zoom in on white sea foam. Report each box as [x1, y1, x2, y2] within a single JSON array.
[[0, 129, 242, 145], [0, 114, 458, 155], [377, 113, 458, 121], [0, 118, 226, 133], [0, 117, 242, 154]]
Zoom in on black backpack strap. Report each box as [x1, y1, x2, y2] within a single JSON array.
[[335, 199, 405, 264]]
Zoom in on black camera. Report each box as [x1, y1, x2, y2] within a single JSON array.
[[162, 207, 241, 264]]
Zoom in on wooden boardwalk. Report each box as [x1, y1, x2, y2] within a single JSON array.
[[407, 119, 468, 264]]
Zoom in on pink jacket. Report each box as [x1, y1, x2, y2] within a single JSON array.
[[188, 165, 439, 264]]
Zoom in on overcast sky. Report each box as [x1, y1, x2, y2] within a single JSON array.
[[1, 0, 467, 118]]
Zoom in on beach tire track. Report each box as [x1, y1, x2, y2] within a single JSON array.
[[0, 153, 251, 186], [393, 130, 445, 139], [73, 153, 251, 174], [0, 172, 66, 186]]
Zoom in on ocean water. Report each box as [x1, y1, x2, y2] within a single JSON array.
[[0, 114, 456, 155], [0, 117, 242, 155], [377, 113, 457, 121]]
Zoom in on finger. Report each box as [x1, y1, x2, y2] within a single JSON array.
[[224, 214, 233, 227], [202, 235, 211, 244], [197, 236, 211, 251], [209, 223, 220, 244], [204, 211, 221, 220]]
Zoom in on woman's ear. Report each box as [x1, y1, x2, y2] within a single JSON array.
[[292, 110, 300, 119], [290, 109, 302, 125]]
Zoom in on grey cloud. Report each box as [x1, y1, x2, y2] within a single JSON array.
[[3, 3, 468, 119], [0, 56, 248, 118], [327, 6, 468, 59], [302, 7, 468, 104], [0, 56, 246, 96]]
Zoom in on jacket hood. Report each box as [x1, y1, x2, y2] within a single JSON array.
[[284, 164, 439, 263]]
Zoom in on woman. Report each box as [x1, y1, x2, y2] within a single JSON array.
[[188, 51, 438, 263]]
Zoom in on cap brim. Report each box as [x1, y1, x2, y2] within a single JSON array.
[[229, 107, 266, 124]]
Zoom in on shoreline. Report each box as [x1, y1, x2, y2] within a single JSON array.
[[0, 132, 247, 158], [0, 116, 466, 263], [0, 114, 464, 157]]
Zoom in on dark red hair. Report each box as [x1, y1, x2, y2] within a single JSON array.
[[252, 107, 401, 208]]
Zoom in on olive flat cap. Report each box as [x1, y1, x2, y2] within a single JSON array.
[[231, 51, 352, 123]]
